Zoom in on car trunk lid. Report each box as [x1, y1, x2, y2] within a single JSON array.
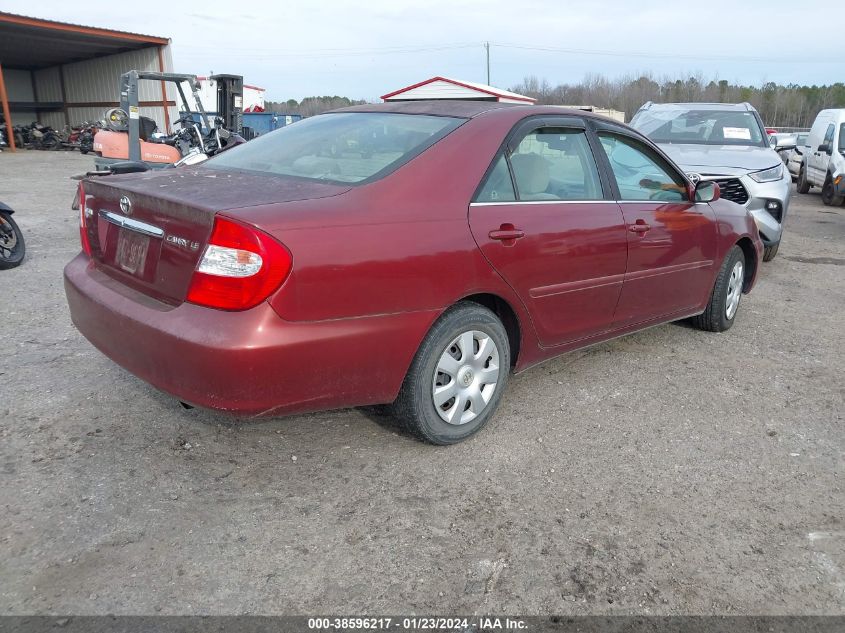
[[81, 168, 349, 305]]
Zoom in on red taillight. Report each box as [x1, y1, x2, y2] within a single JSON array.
[[186, 217, 292, 311], [77, 182, 92, 256]]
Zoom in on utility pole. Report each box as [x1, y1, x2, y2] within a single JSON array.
[[485, 42, 490, 85]]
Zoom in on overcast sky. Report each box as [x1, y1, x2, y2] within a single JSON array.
[[5, 0, 842, 101]]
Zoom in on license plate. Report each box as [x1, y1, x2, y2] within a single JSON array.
[[116, 229, 150, 276]]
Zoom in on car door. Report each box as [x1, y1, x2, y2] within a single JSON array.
[[468, 117, 628, 347], [811, 123, 836, 185], [593, 126, 718, 327]]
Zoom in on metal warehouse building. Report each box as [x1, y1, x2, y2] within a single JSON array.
[[0, 12, 177, 151]]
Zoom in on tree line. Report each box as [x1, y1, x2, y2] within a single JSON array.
[[264, 75, 845, 128], [264, 96, 368, 117], [509, 74, 845, 128]]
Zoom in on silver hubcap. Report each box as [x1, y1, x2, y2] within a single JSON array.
[[725, 261, 743, 319], [433, 330, 500, 425]]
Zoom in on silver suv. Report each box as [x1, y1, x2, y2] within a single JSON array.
[[631, 102, 790, 261]]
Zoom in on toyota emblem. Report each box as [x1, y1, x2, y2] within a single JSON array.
[[119, 196, 132, 215]]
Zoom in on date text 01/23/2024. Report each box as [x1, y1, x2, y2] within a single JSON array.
[[307, 617, 528, 631]]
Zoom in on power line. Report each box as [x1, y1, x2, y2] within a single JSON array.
[[489, 42, 827, 64]]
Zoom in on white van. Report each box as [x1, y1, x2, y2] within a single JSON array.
[[797, 109, 845, 205]]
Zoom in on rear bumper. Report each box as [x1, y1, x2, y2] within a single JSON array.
[[64, 254, 437, 417]]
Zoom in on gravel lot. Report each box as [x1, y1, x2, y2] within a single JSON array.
[[0, 150, 843, 616]]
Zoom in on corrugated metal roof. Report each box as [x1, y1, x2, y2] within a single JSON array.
[[0, 11, 169, 42], [0, 12, 169, 69]]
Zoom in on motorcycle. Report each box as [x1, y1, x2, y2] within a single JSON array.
[[158, 114, 244, 158], [77, 121, 99, 154], [0, 202, 25, 269]]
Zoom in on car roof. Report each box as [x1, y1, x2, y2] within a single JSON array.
[[335, 100, 519, 118], [330, 100, 619, 122], [639, 102, 758, 112]]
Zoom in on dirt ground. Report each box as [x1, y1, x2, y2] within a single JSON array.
[[0, 150, 843, 616]]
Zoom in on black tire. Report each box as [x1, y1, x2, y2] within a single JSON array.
[[0, 212, 25, 269], [390, 302, 510, 445], [762, 241, 779, 262], [821, 178, 844, 207], [797, 164, 811, 194], [690, 245, 746, 333]]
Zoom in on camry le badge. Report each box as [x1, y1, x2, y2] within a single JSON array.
[[165, 234, 200, 251]]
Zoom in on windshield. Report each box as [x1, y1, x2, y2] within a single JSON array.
[[631, 108, 766, 147], [204, 112, 464, 184]]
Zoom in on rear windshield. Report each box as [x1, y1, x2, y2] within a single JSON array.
[[631, 109, 766, 147], [204, 112, 464, 184]]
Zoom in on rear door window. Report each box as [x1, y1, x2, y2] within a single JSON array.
[[509, 128, 603, 201]]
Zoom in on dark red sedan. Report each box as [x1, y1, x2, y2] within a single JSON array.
[[64, 101, 763, 444]]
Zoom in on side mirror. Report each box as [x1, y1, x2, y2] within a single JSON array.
[[694, 180, 720, 203], [819, 143, 832, 154], [776, 140, 797, 152]]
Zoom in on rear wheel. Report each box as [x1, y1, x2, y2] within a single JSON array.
[[390, 302, 510, 445], [797, 164, 811, 194], [691, 245, 745, 332], [762, 242, 780, 262]]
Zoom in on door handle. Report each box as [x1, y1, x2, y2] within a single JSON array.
[[629, 219, 651, 234], [489, 223, 525, 242]]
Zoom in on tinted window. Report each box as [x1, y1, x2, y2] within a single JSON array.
[[476, 155, 516, 202], [598, 133, 687, 201], [631, 108, 766, 147], [839, 124, 845, 152], [205, 112, 464, 184], [509, 128, 602, 201]]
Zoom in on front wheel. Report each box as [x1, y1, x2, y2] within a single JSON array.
[[390, 302, 510, 445], [797, 165, 811, 194], [0, 212, 25, 269], [690, 245, 746, 332]]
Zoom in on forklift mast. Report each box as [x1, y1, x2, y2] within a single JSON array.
[[118, 71, 211, 162], [210, 74, 244, 135]]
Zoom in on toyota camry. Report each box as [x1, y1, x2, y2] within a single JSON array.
[[64, 101, 763, 444]]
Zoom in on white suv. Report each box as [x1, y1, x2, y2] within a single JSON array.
[[797, 109, 845, 206]]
